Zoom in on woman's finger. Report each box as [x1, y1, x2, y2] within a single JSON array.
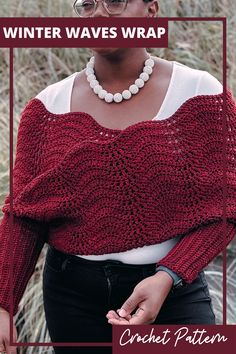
[[106, 310, 120, 320], [108, 316, 129, 325], [106, 309, 132, 321], [129, 307, 147, 325]]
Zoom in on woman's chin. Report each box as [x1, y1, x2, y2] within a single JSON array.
[[90, 48, 121, 56]]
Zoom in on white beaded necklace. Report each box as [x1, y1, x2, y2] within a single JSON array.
[[85, 55, 155, 104]]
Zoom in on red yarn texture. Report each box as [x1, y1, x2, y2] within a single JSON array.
[[1, 90, 236, 315]]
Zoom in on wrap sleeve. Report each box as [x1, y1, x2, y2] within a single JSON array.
[[0, 100, 48, 315], [156, 89, 236, 283], [156, 220, 236, 283]]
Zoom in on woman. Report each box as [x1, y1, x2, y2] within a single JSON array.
[[1, 1, 236, 353]]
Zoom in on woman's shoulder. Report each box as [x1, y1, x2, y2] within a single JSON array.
[[172, 60, 223, 95], [151, 57, 224, 119], [152, 56, 222, 96], [35, 72, 79, 114]]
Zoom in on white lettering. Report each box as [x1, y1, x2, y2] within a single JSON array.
[[174, 327, 228, 347], [109, 27, 117, 38], [3, 27, 61, 39], [90, 27, 101, 38], [65, 27, 81, 38], [121, 27, 136, 38], [119, 328, 171, 346], [157, 27, 166, 38], [174, 327, 189, 347], [65, 26, 117, 39], [80, 27, 91, 38], [121, 26, 166, 39], [3, 27, 19, 38]]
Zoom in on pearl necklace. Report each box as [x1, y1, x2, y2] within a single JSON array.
[[85, 55, 155, 104]]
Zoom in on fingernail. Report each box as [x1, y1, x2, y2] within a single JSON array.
[[118, 309, 126, 317]]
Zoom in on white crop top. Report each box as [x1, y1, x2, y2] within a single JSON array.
[[36, 60, 223, 264]]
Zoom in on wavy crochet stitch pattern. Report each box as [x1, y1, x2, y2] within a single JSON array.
[[0, 89, 236, 315]]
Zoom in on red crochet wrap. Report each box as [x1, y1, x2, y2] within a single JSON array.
[[1, 89, 236, 315]]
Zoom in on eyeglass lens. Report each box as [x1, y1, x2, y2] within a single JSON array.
[[74, 0, 127, 17]]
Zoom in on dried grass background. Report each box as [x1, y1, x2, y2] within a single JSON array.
[[0, 0, 236, 352]]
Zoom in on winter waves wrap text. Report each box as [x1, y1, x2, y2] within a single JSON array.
[[0, 17, 168, 47]]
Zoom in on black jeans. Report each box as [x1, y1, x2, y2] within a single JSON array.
[[42, 245, 216, 354]]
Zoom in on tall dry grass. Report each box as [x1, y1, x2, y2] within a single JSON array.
[[0, 0, 236, 352]]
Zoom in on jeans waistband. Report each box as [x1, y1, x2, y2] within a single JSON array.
[[48, 245, 157, 271]]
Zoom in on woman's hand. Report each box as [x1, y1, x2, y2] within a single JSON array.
[[0, 307, 18, 354], [106, 271, 173, 325]]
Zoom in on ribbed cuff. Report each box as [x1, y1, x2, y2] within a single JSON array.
[[156, 220, 236, 283]]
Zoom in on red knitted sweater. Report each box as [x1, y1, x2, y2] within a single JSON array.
[[1, 90, 236, 315]]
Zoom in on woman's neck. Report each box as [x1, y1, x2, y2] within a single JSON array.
[[92, 48, 151, 86]]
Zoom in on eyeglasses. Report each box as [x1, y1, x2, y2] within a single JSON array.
[[73, 0, 128, 17]]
